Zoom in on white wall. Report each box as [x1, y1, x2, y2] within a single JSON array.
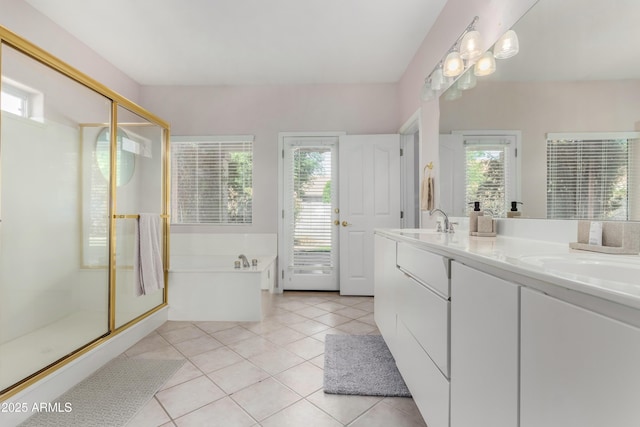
[[440, 79, 640, 218], [140, 83, 400, 233], [0, 0, 141, 102]]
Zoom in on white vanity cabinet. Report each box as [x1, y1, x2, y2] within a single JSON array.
[[394, 241, 451, 427], [520, 288, 640, 427], [374, 234, 400, 353], [450, 262, 519, 427]]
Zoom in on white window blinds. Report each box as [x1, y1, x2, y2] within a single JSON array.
[[547, 133, 636, 220], [171, 136, 253, 224]]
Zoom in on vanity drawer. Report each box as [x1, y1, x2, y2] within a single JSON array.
[[398, 271, 450, 377], [395, 318, 450, 427], [397, 242, 450, 297]]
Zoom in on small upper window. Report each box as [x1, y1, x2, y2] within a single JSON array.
[[1, 78, 43, 122]]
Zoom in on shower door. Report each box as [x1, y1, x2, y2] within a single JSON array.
[[282, 137, 339, 290]]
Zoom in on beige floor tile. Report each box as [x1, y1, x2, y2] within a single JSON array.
[[314, 312, 352, 327], [285, 337, 325, 360], [275, 300, 311, 311], [173, 335, 224, 357], [311, 328, 347, 343], [271, 312, 309, 325], [248, 347, 305, 375], [274, 361, 324, 396], [293, 306, 331, 319], [261, 399, 342, 427], [130, 345, 185, 360], [315, 301, 349, 312], [309, 354, 325, 369], [189, 347, 244, 373], [350, 401, 427, 427], [357, 313, 376, 326], [160, 361, 204, 391], [351, 301, 375, 312], [210, 325, 257, 345], [125, 397, 170, 427], [333, 306, 369, 319], [156, 321, 193, 334], [262, 326, 307, 346], [159, 422, 176, 427], [334, 320, 377, 334], [174, 396, 256, 427], [156, 376, 226, 419], [243, 319, 285, 335], [207, 360, 270, 394], [227, 336, 279, 358], [306, 389, 381, 425], [194, 320, 238, 334], [288, 319, 331, 336], [230, 377, 301, 421], [382, 397, 425, 424], [159, 325, 209, 345], [125, 333, 172, 357]]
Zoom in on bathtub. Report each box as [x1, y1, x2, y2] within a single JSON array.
[[168, 255, 277, 321]]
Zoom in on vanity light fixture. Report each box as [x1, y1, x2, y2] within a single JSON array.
[[457, 69, 477, 90], [459, 29, 483, 60], [420, 79, 437, 101], [443, 50, 464, 77], [474, 51, 496, 76], [444, 85, 462, 101], [430, 66, 445, 91], [493, 29, 519, 59]]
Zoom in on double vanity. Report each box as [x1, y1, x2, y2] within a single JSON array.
[[374, 224, 640, 427]]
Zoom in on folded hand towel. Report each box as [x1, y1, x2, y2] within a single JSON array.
[[134, 214, 165, 296], [421, 176, 435, 211]]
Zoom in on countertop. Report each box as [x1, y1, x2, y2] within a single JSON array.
[[376, 228, 640, 311]]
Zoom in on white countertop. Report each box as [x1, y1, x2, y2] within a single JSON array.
[[376, 228, 640, 311]]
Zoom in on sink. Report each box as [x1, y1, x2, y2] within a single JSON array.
[[390, 228, 442, 234], [518, 255, 640, 285]]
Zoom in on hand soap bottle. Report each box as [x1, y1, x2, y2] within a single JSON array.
[[468, 201, 483, 236], [507, 201, 523, 218]]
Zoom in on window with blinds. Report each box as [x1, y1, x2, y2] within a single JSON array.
[[171, 136, 253, 224], [547, 133, 636, 220], [464, 137, 516, 217]]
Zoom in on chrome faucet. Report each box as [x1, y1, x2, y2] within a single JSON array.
[[238, 254, 250, 268], [429, 208, 450, 233]]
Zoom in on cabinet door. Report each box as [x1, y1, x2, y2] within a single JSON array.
[[373, 234, 399, 352], [450, 262, 519, 427], [521, 288, 640, 427]]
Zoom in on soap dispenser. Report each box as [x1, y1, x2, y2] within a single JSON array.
[[507, 201, 523, 218], [468, 201, 483, 236]]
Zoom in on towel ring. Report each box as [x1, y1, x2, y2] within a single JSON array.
[[423, 162, 434, 177]]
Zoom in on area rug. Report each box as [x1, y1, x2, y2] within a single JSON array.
[[20, 358, 184, 427], [324, 334, 411, 397]]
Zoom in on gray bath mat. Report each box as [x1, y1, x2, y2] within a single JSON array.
[[20, 358, 184, 427], [324, 334, 411, 397]]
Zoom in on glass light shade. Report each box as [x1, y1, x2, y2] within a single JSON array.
[[457, 70, 477, 90], [444, 86, 462, 101], [493, 30, 519, 59], [430, 67, 444, 91], [420, 81, 436, 101], [459, 30, 482, 60], [443, 51, 464, 77], [474, 51, 496, 76]]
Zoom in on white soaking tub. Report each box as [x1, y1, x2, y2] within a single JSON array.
[[168, 255, 277, 321]]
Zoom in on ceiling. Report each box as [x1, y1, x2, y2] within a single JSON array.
[[25, 0, 447, 86]]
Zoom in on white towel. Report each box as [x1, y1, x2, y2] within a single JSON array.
[[134, 214, 165, 296]]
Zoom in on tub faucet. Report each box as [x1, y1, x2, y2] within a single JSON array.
[[238, 254, 250, 268]]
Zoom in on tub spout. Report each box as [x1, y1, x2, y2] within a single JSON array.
[[238, 254, 250, 268]]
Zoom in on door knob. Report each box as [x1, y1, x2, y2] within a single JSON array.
[[341, 221, 351, 227], [334, 220, 340, 226]]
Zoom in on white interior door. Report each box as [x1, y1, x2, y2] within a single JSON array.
[[338, 134, 400, 295], [282, 136, 339, 290]]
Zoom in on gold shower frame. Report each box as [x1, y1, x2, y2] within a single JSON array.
[[0, 25, 171, 399]]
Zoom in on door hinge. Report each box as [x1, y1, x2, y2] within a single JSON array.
[[282, 209, 284, 219], [515, 147, 518, 157], [281, 270, 285, 279], [282, 149, 285, 158], [400, 148, 404, 156], [400, 211, 404, 219]]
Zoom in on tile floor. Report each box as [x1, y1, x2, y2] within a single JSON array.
[[124, 291, 427, 427]]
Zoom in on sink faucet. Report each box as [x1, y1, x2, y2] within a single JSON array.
[[238, 254, 250, 268], [429, 209, 450, 233]]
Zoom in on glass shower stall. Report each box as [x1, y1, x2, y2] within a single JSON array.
[[0, 27, 170, 398]]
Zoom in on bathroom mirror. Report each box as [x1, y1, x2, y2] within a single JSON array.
[[438, 0, 640, 220], [95, 127, 136, 186]]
